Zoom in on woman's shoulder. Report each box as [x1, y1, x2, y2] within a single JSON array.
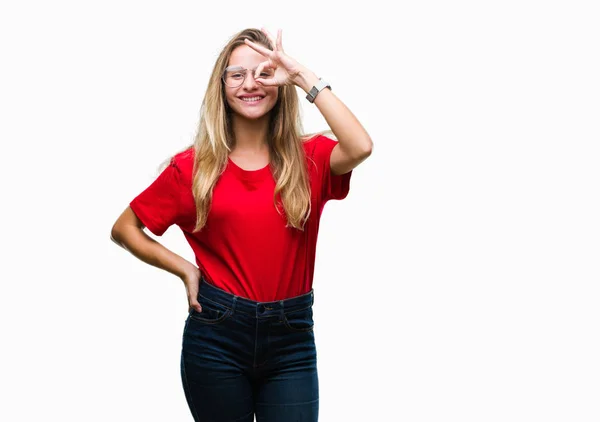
[[172, 146, 195, 165], [301, 133, 339, 161], [302, 132, 334, 144], [167, 146, 195, 186], [301, 133, 336, 155]]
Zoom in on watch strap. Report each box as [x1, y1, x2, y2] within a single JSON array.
[[306, 78, 331, 103]]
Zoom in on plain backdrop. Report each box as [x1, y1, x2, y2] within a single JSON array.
[[1, 0, 599, 421]]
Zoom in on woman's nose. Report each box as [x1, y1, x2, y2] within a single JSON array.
[[242, 71, 259, 89]]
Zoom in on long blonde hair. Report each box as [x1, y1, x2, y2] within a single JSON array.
[[159, 28, 331, 233]]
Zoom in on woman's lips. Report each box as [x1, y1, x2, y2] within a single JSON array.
[[239, 96, 264, 105]]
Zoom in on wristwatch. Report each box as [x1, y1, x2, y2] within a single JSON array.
[[306, 78, 331, 103]]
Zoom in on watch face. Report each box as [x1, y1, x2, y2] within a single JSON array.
[[306, 80, 330, 103]]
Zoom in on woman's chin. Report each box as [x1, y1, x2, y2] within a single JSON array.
[[233, 107, 271, 120]]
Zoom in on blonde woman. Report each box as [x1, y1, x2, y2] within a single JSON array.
[[111, 27, 372, 422]]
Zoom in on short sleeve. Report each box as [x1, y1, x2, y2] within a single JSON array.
[[129, 158, 184, 236], [310, 135, 352, 202]]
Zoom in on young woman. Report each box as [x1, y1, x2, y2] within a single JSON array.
[[111, 27, 372, 422]]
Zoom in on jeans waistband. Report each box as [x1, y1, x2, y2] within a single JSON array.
[[198, 276, 314, 317]]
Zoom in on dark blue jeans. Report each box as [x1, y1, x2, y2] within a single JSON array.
[[180, 277, 319, 422]]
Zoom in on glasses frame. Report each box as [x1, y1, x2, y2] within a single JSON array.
[[222, 65, 274, 88]]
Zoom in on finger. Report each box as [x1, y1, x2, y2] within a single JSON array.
[[256, 77, 282, 87], [261, 27, 278, 50], [276, 29, 283, 52], [254, 61, 267, 79], [256, 58, 279, 79], [189, 299, 202, 313], [187, 288, 202, 312], [244, 38, 272, 57]]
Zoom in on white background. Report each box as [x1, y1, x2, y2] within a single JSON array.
[[1, 0, 599, 421]]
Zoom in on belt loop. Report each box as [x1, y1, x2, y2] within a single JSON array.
[[232, 296, 237, 312], [279, 300, 284, 320]]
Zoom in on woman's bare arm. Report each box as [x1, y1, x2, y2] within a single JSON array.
[[110, 207, 202, 311], [110, 207, 195, 278]]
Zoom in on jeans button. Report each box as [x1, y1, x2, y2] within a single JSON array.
[[258, 304, 265, 313]]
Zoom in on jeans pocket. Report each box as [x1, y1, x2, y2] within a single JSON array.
[[189, 296, 232, 325], [283, 306, 314, 332]]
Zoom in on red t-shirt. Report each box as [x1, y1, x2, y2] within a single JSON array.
[[129, 135, 352, 302]]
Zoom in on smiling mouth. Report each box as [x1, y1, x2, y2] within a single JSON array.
[[239, 96, 264, 104]]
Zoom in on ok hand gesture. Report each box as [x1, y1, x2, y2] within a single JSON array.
[[243, 28, 307, 87]]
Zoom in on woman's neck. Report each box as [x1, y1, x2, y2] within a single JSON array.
[[231, 114, 270, 153]]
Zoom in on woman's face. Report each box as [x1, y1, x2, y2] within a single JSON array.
[[223, 45, 279, 120]]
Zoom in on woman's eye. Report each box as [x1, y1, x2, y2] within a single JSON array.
[[231, 73, 244, 79]]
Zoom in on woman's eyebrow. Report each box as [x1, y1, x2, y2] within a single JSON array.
[[224, 65, 258, 71]]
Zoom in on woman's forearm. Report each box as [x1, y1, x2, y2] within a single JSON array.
[[111, 225, 196, 280]]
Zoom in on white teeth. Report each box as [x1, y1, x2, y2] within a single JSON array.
[[241, 96, 262, 102]]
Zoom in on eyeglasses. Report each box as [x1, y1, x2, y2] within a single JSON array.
[[222, 65, 275, 88]]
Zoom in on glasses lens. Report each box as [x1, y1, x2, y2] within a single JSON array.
[[224, 69, 245, 87], [257, 68, 275, 81], [223, 68, 275, 87]]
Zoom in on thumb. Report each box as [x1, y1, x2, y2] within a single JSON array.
[[188, 298, 202, 313], [187, 286, 202, 313]]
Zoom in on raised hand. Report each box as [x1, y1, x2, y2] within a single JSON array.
[[243, 28, 306, 87]]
